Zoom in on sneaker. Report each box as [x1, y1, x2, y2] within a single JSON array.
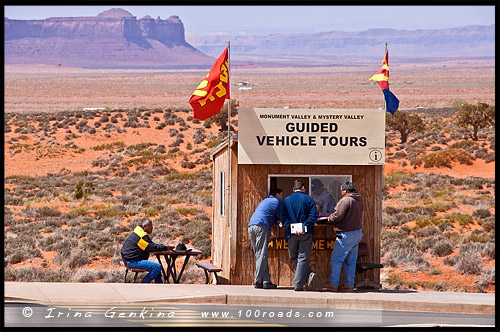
[[323, 283, 338, 292], [263, 282, 277, 289], [338, 285, 354, 292], [294, 287, 304, 291], [254, 282, 263, 289], [307, 272, 320, 291]]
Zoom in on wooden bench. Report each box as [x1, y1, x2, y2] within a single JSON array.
[[196, 262, 222, 284], [355, 242, 384, 290]]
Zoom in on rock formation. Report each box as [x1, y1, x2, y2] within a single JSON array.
[[4, 8, 214, 68]]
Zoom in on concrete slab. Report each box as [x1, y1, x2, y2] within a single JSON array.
[[33, 282, 127, 304], [110, 283, 227, 304], [4, 282, 50, 303], [218, 285, 330, 308]]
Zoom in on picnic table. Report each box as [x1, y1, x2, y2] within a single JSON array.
[[154, 246, 202, 284]]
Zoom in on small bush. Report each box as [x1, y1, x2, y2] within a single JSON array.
[[481, 242, 495, 260], [165, 172, 198, 181], [476, 267, 495, 290], [455, 254, 482, 275], [445, 213, 473, 227], [478, 216, 495, 232], [64, 250, 93, 269], [70, 268, 107, 282], [413, 148, 475, 168], [443, 256, 457, 266], [384, 273, 405, 289], [92, 141, 126, 151], [472, 208, 491, 219], [205, 138, 224, 149], [416, 236, 438, 252], [4, 265, 71, 282], [430, 239, 455, 257]]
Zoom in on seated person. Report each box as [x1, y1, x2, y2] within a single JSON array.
[[121, 218, 169, 283], [311, 179, 336, 218]]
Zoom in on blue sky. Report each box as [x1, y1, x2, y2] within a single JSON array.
[[3, 5, 495, 35]]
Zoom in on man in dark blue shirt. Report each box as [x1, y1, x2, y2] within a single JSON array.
[[248, 187, 284, 289], [280, 179, 319, 291], [121, 218, 169, 283]]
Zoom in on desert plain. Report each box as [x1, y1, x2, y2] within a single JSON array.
[[3, 57, 495, 292]]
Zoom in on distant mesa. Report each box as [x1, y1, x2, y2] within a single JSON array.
[[96, 8, 135, 18], [4, 8, 214, 68]]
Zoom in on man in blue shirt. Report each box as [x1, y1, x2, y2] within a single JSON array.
[[248, 187, 284, 289], [280, 179, 319, 291]]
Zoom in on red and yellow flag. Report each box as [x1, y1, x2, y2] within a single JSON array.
[[189, 47, 230, 120], [369, 50, 390, 90]]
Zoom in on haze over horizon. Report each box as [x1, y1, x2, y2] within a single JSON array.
[[3, 5, 495, 35]]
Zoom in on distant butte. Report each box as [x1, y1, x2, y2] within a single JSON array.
[[4, 8, 214, 68]]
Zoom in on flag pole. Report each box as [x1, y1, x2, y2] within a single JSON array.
[[381, 43, 388, 230], [226, 41, 231, 227], [384, 43, 388, 112]]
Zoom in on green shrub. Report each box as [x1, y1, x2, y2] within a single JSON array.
[[129, 149, 154, 157], [413, 148, 475, 168], [94, 204, 128, 218], [92, 141, 126, 151], [127, 142, 156, 151], [144, 207, 161, 217], [384, 273, 404, 289], [415, 219, 433, 229], [384, 172, 415, 187], [427, 202, 455, 213], [176, 207, 202, 216], [122, 154, 170, 167], [450, 140, 479, 151], [445, 213, 473, 227], [6, 174, 35, 181], [165, 172, 198, 181], [205, 138, 224, 149], [74, 180, 93, 200]]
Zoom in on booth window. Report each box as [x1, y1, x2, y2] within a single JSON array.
[[220, 171, 225, 217], [269, 175, 352, 216]]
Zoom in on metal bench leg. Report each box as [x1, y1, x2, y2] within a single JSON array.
[[133, 272, 139, 283], [203, 270, 210, 284], [124, 269, 129, 283], [213, 272, 219, 285]]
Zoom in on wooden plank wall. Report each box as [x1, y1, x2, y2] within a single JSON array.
[[233, 163, 382, 286], [211, 144, 231, 284]]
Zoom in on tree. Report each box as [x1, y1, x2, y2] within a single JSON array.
[[204, 99, 239, 132], [455, 102, 495, 141], [386, 110, 425, 143]]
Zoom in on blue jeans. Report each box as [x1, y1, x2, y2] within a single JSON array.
[[329, 229, 363, 287], [127, 259, 163, 284]]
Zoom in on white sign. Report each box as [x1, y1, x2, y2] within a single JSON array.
[[238, 108, 386, 165], [291, 223, 307, 234]]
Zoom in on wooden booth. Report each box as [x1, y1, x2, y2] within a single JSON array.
[[210, 108, 385, 286]]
